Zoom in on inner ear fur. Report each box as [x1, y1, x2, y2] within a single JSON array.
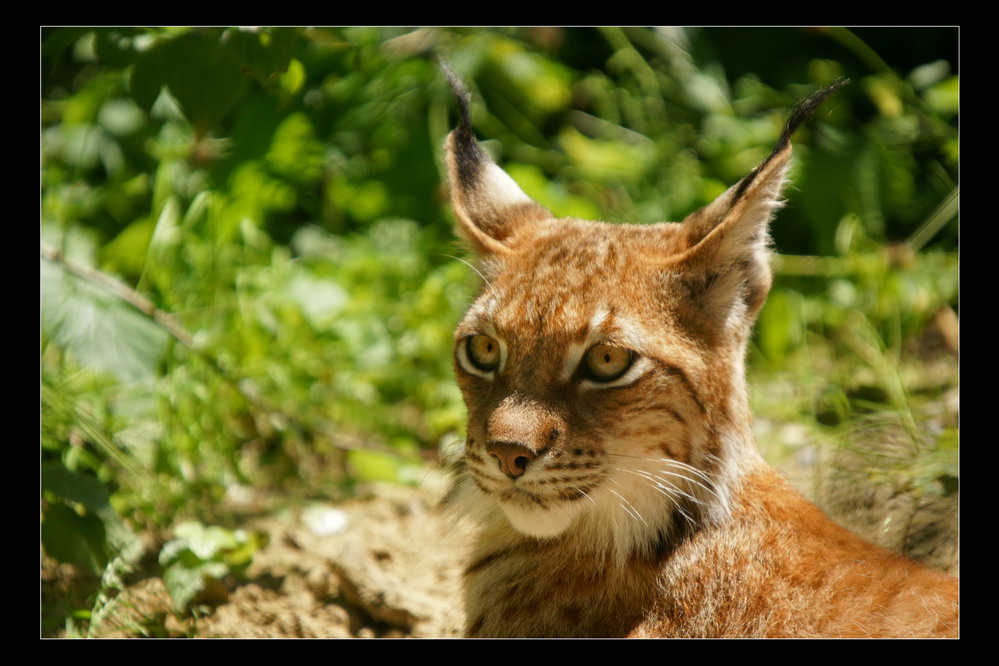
[[678, 145, 792, 272], [443, 64, 551, 258], [668, 148, 791, 337], [667, 80, 847, 331]]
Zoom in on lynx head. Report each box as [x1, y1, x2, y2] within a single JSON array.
[[445, 65, 844, 559]]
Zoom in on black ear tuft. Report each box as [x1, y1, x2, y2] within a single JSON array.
[[441, 59, 552, 257], [773, 78, 849, 155], [440, 59, 487, 190], [440, 59, 472, 143], [733, 79, 848, 202]]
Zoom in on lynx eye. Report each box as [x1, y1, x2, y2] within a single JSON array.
[[584, 344, 633, 382], [466, 334, 501, 371]]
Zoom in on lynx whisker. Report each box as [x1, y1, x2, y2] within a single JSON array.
[[617, 469, 701, 527], [650, 457, 719, 485], [439, 437, 469, 465], [575, 487, 599, 508], [440, 253, 494, 291], [649, 469, 719, 502], [608, 453, 721, 501], [604, 484, 649, 526], [620, 468, 707, 507]]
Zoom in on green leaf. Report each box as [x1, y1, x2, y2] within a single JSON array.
[[158, 521, 263, 609], [103, 218, 155, 276], [41, 461, 111, 515], [173, 521, 241, 561], [131, 30, 246, 133], [925, 75, 959, 116], [41, 258, 169, 383], [266, 112, 324, 185], [42, 503, 109, 573], [162, 558, 208, 610], [92, 28, 144, 68], [225, 27, 298, 81], [277, 58, 307, 99]]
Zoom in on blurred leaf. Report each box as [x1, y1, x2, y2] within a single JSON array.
[[158, 521, 262, 609], [224, 27, 297, 81], [172, 521, 242, 561], [42, 258, 169, 384], [161, 558, 210, 610], [505, 163, 603, 220], [756, 289, 802, 367], [347, 449, 423, 484], [925, 75, 959, 116], [266, 112, 324, 185], [487, 36, 573, 115], [42, 462, 111, 515], [277, 58, 307, 100], [103, 218, 154, 276], [92, 28, 144, 69], [131, 30, 246, 134], [909, 60, 951, 89], [283, 271, 349, 326], [559, 126, 655, 183], [42, 503, 109, 573]]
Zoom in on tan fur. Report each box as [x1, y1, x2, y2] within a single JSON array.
[[444, 76, 958, 638]]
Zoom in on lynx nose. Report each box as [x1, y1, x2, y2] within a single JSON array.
[[486, 441, 537, 479]]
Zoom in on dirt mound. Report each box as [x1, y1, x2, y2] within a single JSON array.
[[80, 484, 465, 638]]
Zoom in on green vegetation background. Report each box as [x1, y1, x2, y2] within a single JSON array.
[[41, 27, 958, 633]]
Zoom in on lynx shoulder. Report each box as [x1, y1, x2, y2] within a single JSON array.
[[442, 66, 958, 638]]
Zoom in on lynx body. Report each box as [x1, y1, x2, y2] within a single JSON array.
[[444, 69, 958, 638]]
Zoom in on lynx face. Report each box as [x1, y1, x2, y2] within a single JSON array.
[[453, 220, 725, 545]]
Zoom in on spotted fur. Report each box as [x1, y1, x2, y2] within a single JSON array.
[[444, 70, 958, 638]]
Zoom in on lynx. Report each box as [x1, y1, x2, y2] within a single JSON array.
[[442, 67, 958, 639]]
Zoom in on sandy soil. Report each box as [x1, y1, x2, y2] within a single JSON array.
[[65, 482, 466, 638]]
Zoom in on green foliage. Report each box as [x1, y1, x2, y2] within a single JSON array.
[[159, 521, 266, 609], [41, 27, 957, 634], [42, 463, 116, 572]]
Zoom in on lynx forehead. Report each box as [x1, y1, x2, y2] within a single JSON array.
[[442, 64, 957, 638]]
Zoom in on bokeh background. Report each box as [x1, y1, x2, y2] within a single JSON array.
[[41, 27, 958, 634]]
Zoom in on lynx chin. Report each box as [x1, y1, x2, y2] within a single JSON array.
[[441, 65, 958, 638]]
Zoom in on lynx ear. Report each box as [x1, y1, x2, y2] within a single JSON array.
[[443, 63, 551, 257], [672, 81, 847, 330]]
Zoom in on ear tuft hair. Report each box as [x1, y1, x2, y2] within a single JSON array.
[[442, 60, 551, 257], [732, 78, 848, 202], [440, 59, 487, 191]]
